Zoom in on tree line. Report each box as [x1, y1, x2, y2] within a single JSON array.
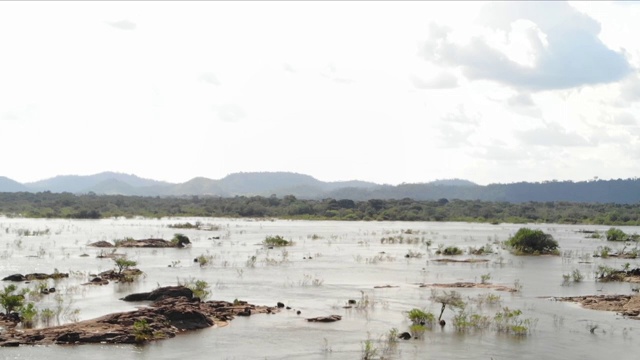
[[0, 192, 639, 225]]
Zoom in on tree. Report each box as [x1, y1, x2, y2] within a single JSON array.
[[0, 284, 24, 313], [506, 228, 559, 254], [114, 257, 137, 275]]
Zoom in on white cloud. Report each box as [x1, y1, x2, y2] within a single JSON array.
[[422, 2, 631, 91]]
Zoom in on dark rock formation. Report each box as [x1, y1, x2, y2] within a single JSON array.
[[121, 286, 194, 302], [3, 272, 69, 282], [0, 294, 278, 346], [89, 241, 114, 248], [306, 315, 341, 323]]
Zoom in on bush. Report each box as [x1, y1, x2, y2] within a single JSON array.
[[606, 228, 628, 242], [263, 235, 292, 247], [407, 308, 435, 327], [506, 228, 559, 255]]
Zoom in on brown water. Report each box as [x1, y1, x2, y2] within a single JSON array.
[[0, 217, 638, 359]]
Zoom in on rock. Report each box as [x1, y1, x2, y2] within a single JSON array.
[[277, 302, 285, 308], [398, 332, 412, 340], [2, 274, 25, 282], [89, 241, 114, 248], [306, 315, 341, 323], [297, 310, 301, 315], [347, 299, 357, 305], [0, 296, 279, 347], [439, 319, 446, 326], [121, 286, 194, 302]]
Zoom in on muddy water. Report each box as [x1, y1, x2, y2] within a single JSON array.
[[0, 218, 639, 359]]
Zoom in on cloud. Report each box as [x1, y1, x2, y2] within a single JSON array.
[[410, 72, 458, 89], [421, 2, 631, 91], [518, 122, 591, 146], [199, 72, 220, 86], [506, 92, 542, 118], [107, 20, 137, 31], [217, 104, 246, 123], [619, 74, 640, 102], [437, 105, 479, 147], [613, 112, 637, 126]]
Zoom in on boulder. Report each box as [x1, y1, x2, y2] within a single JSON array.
[[121, 286, 194, 302], [2, 274, 25, 282], [306, 315, 342, 323]]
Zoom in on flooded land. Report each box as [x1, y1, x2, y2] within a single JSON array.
[[1, 217, 639, 359]]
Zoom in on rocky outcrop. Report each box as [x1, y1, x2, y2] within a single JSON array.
[[89, 241, 113, 248], [2, 272, 69, 282], [306, 315, 342, 323], [89, 238, 190, 248], [554, 294, 640, 319], [0, 291, 278, 346], [121, 286, 193, 302]]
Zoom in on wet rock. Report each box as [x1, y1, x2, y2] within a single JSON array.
[[2, 274, 25, 282], [439, 319, 446, 326], [0, 296, 279, 347], [89, 241, 114, 248], [306, 315, 341, 323], [398, 332, 412, 340], [347, 299, 357, 305], [296, 310, 301, 315], [277, 302, 285, 308], [121, 286, 194, 302]]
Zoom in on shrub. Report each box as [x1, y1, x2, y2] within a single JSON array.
[[606, 228, 628, 241], [1, 284, 25, 313], [407, 308, 436, 327], [133, 319, 153, 343], [436, 246, 463, 255], [263, 235, 292, 247], [171, 233, 191, 247], [506, 228, 559, 255]]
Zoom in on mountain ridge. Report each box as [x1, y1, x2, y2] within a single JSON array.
[[2, 171, 640, 203]]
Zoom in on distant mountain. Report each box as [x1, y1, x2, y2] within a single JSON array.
[[0, 176, 27, 192], [428, 179, 478, 187], [3, 171, 640, 204], [24, 172, 173, 194]]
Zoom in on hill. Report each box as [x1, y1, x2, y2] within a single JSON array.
[[2, 171, 640, 204]]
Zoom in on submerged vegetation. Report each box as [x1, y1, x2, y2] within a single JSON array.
[[2, 192, 640, 225]]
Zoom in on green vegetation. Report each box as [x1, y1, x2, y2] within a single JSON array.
[[178, 278, 211, 300], [407, 308, 436, 327], [606, 227, 640, 242], [263, 235, 292, 247], [4, 192, 640, 225], [562, 269, 584, 285], [506, 228, 559, 255], [171, 233, 191, 247], [114, 257, 137, 276], [436, 246, 463, 255], [0, 284, 25, 313]]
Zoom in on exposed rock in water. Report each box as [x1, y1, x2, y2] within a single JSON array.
[[2, 272, 69, 282], [419, 282, 517, 292], [306, 315, 341, 323], [0, 293, 278, 346], [553, 294, 640, 319], [121, 286, 194, 302], [89, 241, 114, 248], [89, 238, 191, 248]]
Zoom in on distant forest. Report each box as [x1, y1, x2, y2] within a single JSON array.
[[1, 192, 639, 225]]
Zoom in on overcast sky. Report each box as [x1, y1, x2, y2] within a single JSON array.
[[1, 1, 639, 185]]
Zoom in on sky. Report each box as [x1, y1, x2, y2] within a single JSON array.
[[1, 1, 640, 186]]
